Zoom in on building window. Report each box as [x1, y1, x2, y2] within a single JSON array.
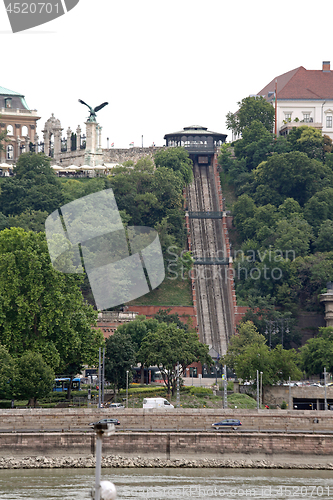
[[303, 113, 311, 123], [21, 125, 28, 136], [285, 113, 292, 121], [5, 98, 12, 109], [6, 145, 13, 160], [327, 116, 332, 128], [6, 125, 13, 135]]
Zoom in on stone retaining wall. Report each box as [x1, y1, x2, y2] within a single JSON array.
[[1, 409, 333, 432], [1, 432, 333, 462]]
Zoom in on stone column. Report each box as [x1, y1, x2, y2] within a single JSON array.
[[76, 125, 81, 151], [98, 125, 102, 150], [43, 130, 50, 156], [320, 285, 333, 327], [54, 129, 62, 161], [34, 134, 39, 154], [17, 138, 21, 159], [66, 127, 72, 153], [85, 121, 97, 154]]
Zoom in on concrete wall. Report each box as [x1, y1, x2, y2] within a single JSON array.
[[263, 385, 333, 407], [2, 408, 333, 433], [1, 431, 333, 461]]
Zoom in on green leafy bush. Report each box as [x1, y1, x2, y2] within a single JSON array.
[[189, 387, 213, 396]]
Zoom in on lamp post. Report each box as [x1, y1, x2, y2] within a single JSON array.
[[260, 371, 263, 408], [223, 365, 227, 409], [126, 370, 129, 409], [176, 362, 180, 408], [256, 370, 259, 410], [324, 367, 328, 411], [93, 422, 116, 500]]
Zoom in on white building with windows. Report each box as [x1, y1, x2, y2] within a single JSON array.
[[258, 61, 333, 140]]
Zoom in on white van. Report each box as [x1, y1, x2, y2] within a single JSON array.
[[143, 397, 174, 409]]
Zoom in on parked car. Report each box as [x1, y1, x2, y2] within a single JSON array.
[[212, 419, 242, 430], [89, 418, 120, 426], [109, 403, 125, 409]]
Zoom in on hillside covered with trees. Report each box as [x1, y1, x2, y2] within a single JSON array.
[[221, 96, 333, 347]]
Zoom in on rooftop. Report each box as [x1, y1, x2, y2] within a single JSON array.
[[0, 86, 30, 110], [258, 62, 333, 101]]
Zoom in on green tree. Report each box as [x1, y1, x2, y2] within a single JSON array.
[[315, 220, 333, 252], [238, 297, 299, 347], [115, 317, 160, 384], [15, 351, 54, 407], [226, 96, 275, 136], [233, 120, 289, 171], [232, 194, 257, 240], [222, 321, 266, 371], [224, 322, 301, 386], [0, 345, 16, 399], [8, 209, 48, 233], [0, 228, 103, 382], [300, 327, 333, 374], [104, 331, 136, 399], [153, 308, 190, 331], [304, 187, 333, 234], [252, 152, 333, 207], [0, 153, 64, 216], [274, 217, 313, 257], [291, 253, 333, 310], [154, 147, 193, 185], [287, 126, 324, 160], [137, 323, 212, 395]]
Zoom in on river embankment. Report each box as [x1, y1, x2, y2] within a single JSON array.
[[1, 431, 333, 468], [1, 455, 333, 470]]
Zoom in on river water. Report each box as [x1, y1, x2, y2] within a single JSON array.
[[1, 468, 333, 500]]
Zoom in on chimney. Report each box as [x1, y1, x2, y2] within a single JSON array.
[[323, 61, 330, 72]]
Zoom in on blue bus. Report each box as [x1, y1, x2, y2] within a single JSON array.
[[53, 377, 81, 392]]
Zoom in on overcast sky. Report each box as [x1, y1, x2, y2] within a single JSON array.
[[0, 0, 332, 149]]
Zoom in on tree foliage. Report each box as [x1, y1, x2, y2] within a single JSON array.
[[0, 227, 103, 376], [0, 345, 16, 399], [137, 323, 212, 395], [226, 96, 275, 136], [300, 327, 333, 374], [0, 153, 64, 216], [154, 147, 193, 185], [223, 322, 301, 386], [15, 351, 55, 407], [104, 331, 136, 397]]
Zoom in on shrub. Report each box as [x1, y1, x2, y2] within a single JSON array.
[[189, 387, 213, 396]]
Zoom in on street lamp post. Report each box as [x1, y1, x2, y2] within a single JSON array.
[[223, 365, 227, 409], [260, 371, 263, 408], [126, 370, 129, 409], [256, 370, 259, 410], [324, 367, 328, 411]]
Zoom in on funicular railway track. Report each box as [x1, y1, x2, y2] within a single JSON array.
[[188, 163, 232, 356]]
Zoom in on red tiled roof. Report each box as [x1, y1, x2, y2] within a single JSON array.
[[258, 66, 333, 100]]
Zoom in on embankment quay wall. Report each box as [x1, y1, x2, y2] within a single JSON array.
[[1, 432, 333, 464], [1, 408, 333, 432]]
